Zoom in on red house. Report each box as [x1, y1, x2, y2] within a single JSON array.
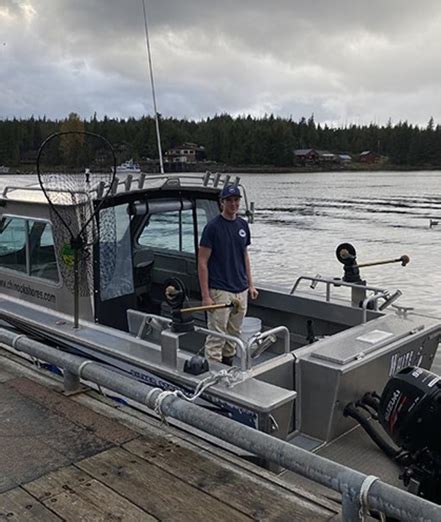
[[359, 151, 381, 163], [293, 148, 319, 165]]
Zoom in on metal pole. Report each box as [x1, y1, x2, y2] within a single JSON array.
[[73, 246, 79, 329], [1, 328, 441, 522], [141, 0, 164, 174]]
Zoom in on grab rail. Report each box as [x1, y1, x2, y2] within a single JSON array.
[[290, 275, 388, 302], [248, 326, 290, 359], [195, 326, 249, 370]]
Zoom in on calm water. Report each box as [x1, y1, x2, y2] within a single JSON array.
[[239, 170, 441, 318]]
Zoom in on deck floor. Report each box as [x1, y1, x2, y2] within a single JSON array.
[[0, 350, 340, 521]]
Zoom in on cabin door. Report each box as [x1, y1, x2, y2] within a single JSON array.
[[94, 203, 137, 331]]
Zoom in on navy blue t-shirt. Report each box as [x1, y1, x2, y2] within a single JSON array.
[[200, 215, 251, 293]]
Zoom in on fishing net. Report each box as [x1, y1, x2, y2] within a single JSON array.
[[36, 131, 117, 326]]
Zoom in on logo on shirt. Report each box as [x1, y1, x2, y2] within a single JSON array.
[[239, 229, 246, 238]]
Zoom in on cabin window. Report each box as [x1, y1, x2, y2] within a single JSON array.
[[0, 217, 27, 273], [0, 217, 59, 282], [29, 220, 59, 282], [137, 198, 219, 255], [138, 208, 196, 254]]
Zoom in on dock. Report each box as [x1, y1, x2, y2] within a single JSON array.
[[0, 348, 340, 521]]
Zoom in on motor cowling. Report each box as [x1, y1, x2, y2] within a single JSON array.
[[378, 366, 441, 454]]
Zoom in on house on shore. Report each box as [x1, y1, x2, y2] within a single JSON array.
[[359, 151, 381, 163], [293, 149, 319, 165], [294, 148, 343, 165], [164, 143, 206, 164], [338, 154, 352, 163], [316, 150, 339, 163]]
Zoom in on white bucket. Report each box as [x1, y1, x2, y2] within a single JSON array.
[[240, 316, 262, 344]]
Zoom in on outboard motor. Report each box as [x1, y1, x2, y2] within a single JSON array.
[[378, 367, 441, 502], [346, 367, 441, 503]]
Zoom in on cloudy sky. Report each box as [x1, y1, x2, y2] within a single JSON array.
[[1, 0, 441, 126]]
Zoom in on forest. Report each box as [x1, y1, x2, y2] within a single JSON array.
[[0, 113, 440, 169]]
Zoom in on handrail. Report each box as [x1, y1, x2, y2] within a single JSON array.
[[361, 292, 387, 323], [130, 312, 249, 370], [248, 326, 290, 358], [290, 275, 388, 302], [195, 326, 249, 371]]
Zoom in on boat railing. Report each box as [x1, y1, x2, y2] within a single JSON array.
[[1, 172, 230, 198], [129, 310, 250, 370], [103, 171, 244, 197], [1, 171, 255, 221], [291, 275, 388, 298], [102, 171, 254, 221], [290, 275, 402, 318]]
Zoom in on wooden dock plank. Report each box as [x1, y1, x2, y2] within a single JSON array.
[[6, 377, 136, 445], [24, 465, 156, 521], [0, 487, 61, 521], [77, 447, 253, 521], [124, 435, 334, 521], [0, 367, 13, 383], [0, 383, 71, 492]]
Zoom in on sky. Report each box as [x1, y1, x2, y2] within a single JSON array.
[[1, 0, 441, 126]]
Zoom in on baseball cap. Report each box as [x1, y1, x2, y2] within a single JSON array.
[[220, 184, 241, 199]]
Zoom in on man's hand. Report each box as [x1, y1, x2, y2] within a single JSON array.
[[202, 296, 215, 308], [249, 286, 259, 300]]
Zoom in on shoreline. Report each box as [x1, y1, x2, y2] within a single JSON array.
[[210, 164, 441, 174], [2, 163, 441, 175]]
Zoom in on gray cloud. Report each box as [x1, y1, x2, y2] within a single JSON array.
[[1, 0, 441, 125]]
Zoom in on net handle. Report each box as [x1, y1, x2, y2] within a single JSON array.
[[36, 130, 117, 240]]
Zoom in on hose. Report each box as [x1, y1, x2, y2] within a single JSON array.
[[344, 403, 404, 460]]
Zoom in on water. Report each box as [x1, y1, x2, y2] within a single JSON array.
[[239, 170, 441, 317]]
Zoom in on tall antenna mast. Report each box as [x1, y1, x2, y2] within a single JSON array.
[[141, 0, 164, 174]]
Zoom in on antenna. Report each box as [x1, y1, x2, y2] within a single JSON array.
[[141, 0, 164, 174]]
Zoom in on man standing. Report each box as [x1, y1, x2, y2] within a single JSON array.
[[198, 184, 259, 365]]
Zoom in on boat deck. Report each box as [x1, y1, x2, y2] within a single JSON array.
[[0, 349, 340, 521]]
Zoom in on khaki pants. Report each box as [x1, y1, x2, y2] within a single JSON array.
[[205, 288, 248, 362]]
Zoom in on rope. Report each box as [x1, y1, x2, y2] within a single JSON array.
[[359, 475, 385, 521], [148, 367, 246, 421], [154, 390, 180, 423], [184, 367, 246, 402]]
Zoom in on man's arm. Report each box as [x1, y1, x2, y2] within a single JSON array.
[[245, 248, 259, 300], [198, 246, 214, 306]]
